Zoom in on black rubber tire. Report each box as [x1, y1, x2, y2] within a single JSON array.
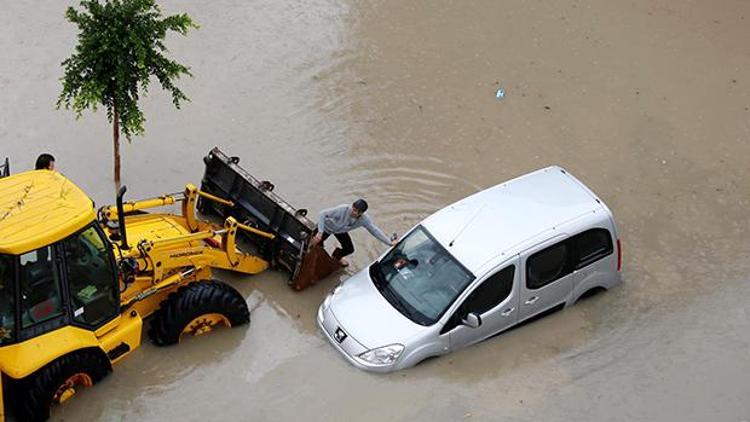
[[148, 280, 250, 346], [13, 350, 109, 422], [576, 286, 607, 303]]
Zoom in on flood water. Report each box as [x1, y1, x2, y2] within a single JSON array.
[[2, 0, 750, 420]]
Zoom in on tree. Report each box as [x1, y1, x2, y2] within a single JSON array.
[[57, 0, 197, 189]]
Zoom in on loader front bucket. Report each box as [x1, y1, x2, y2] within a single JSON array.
[[199, 147, 341, 290]]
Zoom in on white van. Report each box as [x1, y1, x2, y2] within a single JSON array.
[[317, 166, 622, 372]]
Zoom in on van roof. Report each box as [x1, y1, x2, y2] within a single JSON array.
[[0, 171, 95, 255], [421, 166, 607, 274]]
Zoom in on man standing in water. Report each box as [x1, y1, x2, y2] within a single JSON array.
[[312, 199, 396, 267]]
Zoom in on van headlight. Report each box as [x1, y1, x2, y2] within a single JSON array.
[[358, 344, 404, 366]]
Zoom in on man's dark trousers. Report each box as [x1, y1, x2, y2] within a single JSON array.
[[321, 232, 354, 259]]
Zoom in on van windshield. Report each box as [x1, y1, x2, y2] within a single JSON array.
[[370, 226, 474, 326]]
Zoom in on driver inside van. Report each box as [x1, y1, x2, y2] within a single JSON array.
[[393, 255, 418, 271], [383, 253, 419, 281]]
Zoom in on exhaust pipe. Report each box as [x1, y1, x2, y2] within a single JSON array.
[[0, 157, 9, 178], [116, 186, 130, 250]]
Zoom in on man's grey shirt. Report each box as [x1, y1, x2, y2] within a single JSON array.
[[318, 204, 391, 245]]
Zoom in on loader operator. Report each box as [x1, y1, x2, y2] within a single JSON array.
[[312, 199, 396, 267], [35, 153, 55, 170]]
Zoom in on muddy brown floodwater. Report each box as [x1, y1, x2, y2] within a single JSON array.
[[2, 0, 750, 420]]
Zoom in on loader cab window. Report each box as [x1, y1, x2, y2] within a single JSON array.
[[19, 246, 65, 329], [0, 255, 15, 345], [62, 225, 118, 328]]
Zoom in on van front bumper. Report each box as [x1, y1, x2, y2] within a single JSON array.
[[316, 304, 396, 373]]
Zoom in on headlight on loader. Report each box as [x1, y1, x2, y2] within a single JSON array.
[[358, 344, 404, 366]]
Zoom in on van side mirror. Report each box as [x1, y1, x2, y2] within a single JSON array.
[[461, 312, 482, 329]]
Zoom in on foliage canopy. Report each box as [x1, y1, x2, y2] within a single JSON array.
[[57, 0, 197, 140]]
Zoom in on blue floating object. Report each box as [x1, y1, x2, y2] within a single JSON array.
[[496, 87, 505, 100]]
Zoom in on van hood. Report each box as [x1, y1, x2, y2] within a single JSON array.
[[328, 267, 426, 349]]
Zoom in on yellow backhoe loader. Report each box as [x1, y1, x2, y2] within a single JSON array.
[[0, 148, 338, 421]]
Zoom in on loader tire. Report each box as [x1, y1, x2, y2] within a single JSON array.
[[148, 280, 250, 346], [13, 349, 109, 421]]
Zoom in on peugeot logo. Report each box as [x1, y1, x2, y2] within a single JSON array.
[[334, 327, 348, 344]]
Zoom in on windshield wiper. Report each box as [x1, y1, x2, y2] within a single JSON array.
[[384, 288, 415, 319], [370, 262, 428, 325], [369, 262, 385, 290]]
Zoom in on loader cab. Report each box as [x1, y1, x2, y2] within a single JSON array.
[[0, 171, 120, 347], [0, 225, 120, 346]]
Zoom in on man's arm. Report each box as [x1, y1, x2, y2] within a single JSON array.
[[318, 205, 339, 234], [363, 216, 392, 246]]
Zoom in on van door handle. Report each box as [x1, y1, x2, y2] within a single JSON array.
[[524, 296, 539, 305], [501, 307, 515, 316]]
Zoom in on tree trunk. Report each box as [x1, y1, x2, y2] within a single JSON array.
[[113, 106, 121, 191]]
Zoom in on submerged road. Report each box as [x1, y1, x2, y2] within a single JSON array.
[[1, 0, 749, 420]]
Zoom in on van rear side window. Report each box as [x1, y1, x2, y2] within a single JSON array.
[[527, 243, 571, 289], [574, 229, 613, 269], [526, 228, 614, 289]]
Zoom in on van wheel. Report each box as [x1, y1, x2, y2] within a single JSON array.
[[14, 350, 109, 421], [148, 280, 250, 346], [415, 355, 439, 367], [577, 286, 606, 302]]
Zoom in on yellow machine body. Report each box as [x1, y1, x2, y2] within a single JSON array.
[[0, 170, 96, 255], [0, 172, 271, 421]]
